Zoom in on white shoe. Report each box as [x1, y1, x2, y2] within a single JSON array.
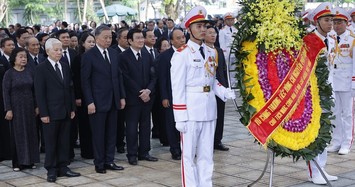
[[327, 145, 340, 152], [323, 170, 338, 181], [338, 148, 350, 155], [309, 175, 327, 185]]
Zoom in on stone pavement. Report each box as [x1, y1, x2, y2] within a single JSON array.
[[1, 101, 355, 187]]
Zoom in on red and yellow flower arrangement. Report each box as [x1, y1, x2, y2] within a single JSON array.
[[234, 0, 333, 161]]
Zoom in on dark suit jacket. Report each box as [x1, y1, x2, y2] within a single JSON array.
[[34, 59, 75, 120], [72, 54, 82, 100], [0, 58, 9, 107], [61, 48, 77, 67], [215, 47, 228, 87], [0, 55, 10, 68], [162, 30, 170, 40], [142, 46, 159, 62], [26, 53, 45, 72], [81, 46, 125, 112], [51, 27, 59, 34], [39, 46, 45, 55], [119, 48, 156, 106], [111, 45, 123, 54], [154, 28, 164, 40], [157, 47, 175, 102]]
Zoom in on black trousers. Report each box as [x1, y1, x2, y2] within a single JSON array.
[[0, 110, 11, 161], [125, 104, 152, 159], [151, 94, 168, 144], [214, 96, 226, 145], [77, 106, 93, 159], [164, 106, 180, 154], [43, 118, 71, 176], [116, 109, 126, 150], [69, 117, 78, 159], [35, 116, 45, 151], [89, 108, 117, 169]]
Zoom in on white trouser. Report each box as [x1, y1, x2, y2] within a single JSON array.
[[180, 120, 216, 187], [331, 91, 354, 149], [308, 151, 327, 178]]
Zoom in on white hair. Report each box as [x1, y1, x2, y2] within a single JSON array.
[[45, 38, 62, 51]]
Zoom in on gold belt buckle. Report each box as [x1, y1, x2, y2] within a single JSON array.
[[203, 86, 210, 92]]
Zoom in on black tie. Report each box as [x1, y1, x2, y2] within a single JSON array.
[[55, 63, 63, 80], [34, 56, 38, 65], [230, 27, 233, 33], [103, 50, 110, 64], [324, 38, 328, 51], [149, 48, 155, 60], [337, 36, 340, 43], [62, 51, 69, 65], [199, 46, 205, 59], [137, 52, 142, 61]]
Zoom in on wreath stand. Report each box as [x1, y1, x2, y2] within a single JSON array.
[[247, 149, 332, 187]]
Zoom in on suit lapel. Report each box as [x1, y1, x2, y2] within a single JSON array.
[[127, 48, 140, 65], [94, 46, 110, 67], [46, 60, 63, 84]]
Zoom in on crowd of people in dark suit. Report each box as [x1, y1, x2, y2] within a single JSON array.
[[0, 17, 231, 183]]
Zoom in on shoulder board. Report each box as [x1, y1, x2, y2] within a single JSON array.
[[348, 29, 355, 38], [177, 44, 188, 52]]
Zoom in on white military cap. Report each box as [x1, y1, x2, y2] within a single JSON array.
[[333, 7, 350, 21], [308, 2, 334, 22], [302, 9, 312, 21], [181, 5, 210, 29], [223, 12, 234, 20], [348, 8, 355, 17]]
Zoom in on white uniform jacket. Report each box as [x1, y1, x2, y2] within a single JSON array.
[[170, 40, 228, 122], [218, 26, 237, 58], [314, 30, 335, 85], [328, 30, 355, 92]]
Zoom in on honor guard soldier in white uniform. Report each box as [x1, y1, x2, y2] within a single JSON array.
[[327, 7, 355, 155], [307, 2, 338, 185], [303, 9, 317, 33], [170, 6, 236, 187], [219, 12, 237, 86], [348, 8, 355, 33]]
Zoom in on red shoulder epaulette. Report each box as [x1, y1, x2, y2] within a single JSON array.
[[177, 44, 188, 52]]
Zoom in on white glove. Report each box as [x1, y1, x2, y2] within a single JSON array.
[[224, 88, 236, 100], [175, 122, 187, 133]]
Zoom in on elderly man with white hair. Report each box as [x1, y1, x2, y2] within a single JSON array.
[[34, 38, 80, 183]]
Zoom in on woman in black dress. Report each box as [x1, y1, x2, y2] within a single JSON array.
[[3, 48, 40, 171], [72, 32, 95, 159]]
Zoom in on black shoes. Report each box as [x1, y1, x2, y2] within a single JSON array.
[[138, 155, 158, 162], [58, 170, 81, 177], [104, 163, 124, 170], [96, 163, 124, 173], [95, 167, 106, 174], [214, 143, 229, 151], [48, 170, 80, 182], [47, 175, 57, 182], [128, 157, 138, 165], [172, 153, 181, 160]]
